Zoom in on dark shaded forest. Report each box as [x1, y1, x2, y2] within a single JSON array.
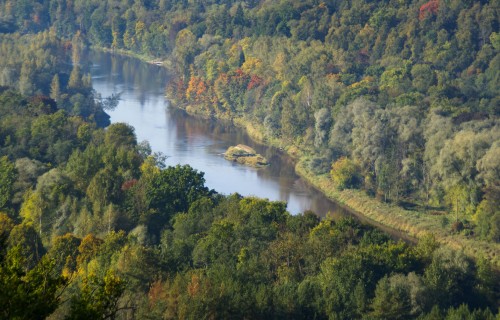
[[0, 0, 499, 319]]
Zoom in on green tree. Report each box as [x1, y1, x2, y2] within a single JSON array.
[[47, 233, 81, 276], [71, 31, 84, 66], [424, 248, 474, 308], [0, 213, 14, 253], [67, 270, 126, 320], [86, 167, 122, 214], [330, 157, 362, 190], [145, 165, 211, 240], [173, 29, 197, 77], [411, 64, 436, 93], [314, 108, 331, 148], [445, 183, 469, 223], [473, 187, 500, 242], [50, 74, 61, 102], [68, 66, 83, 89], [89, 5, 112, 47], [370, 273, 429, 319], [7, 223, 45, 270], [0, 156, 16, 210], [104, 123, 137, 148], [66, 145, 103, 193], [0, 247, 66, 320], [18, 60, 34, 96]]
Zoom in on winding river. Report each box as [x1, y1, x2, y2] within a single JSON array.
[[89, 50, 350, 218]]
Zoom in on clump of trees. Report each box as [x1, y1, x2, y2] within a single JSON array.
[[0, 86, 498, 318], [0, 32, 110, 126], [0, 0, 498, 243], [0, 0, 499, 317], [330, 156, 361, 190]]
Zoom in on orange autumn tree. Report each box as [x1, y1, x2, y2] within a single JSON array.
[[419, 0, 439, 20]]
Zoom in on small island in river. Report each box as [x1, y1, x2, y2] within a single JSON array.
[[224, 144, 269, 168]]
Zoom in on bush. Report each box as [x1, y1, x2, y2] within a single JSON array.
[[451, 221, 464, 233], [330, 157, 362, 190], [307, 156, 331, 175]]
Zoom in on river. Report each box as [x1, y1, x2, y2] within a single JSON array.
[[89, 50, 349, 218]]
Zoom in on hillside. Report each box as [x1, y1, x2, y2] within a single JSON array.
[[3, 0, 496, 254], [0, 86, 498, 318], [0, 0, 499, 318]]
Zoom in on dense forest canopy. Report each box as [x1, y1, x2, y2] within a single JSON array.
[[0, 0, 499, 318], [2, 0, 496, 241], [0, 87, 498, 318]]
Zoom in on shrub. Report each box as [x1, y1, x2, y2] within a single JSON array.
[[330, 157, 362, 190]]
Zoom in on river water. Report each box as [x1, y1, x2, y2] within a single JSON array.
[[89, 50, 348, 217]]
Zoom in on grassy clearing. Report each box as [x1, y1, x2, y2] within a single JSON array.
[[296, 160, 500, 268]]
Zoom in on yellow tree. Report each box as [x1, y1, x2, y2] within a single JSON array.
[[330, 157, 362, 190], [19, 189, 44, 237], [50, 74, 60, 101]]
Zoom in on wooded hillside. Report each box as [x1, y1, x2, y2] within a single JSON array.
[[0, 0, 499, 318], [4, 0, 495, 243]]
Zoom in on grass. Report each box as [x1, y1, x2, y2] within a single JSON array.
[[92, 48, 500, 267], [224, 145, 268, 167], [224, 116, 500, 267], [296, 160, 500, 268], [233, 117, 268, 145]]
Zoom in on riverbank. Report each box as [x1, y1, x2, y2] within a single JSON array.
[[90, 46, 175, 71], [172, 103, 500, 267], [90, 48, 500, 268], [228, 112, 500, 267], [294, 160, 500, 268]]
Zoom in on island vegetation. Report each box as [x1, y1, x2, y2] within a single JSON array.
[[224, 144, 269, 167], [0, 0, 499, 318]]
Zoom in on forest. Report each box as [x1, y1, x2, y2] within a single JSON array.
[[0, 0, 499, 318], [0, 0, 497, 246], [0, 84, 499, 318]]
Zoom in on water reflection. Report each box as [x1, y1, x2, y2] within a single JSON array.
[[88, 50, 347, 217]]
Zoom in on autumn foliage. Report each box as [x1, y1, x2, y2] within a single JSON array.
[[419, 0, 439, 20], [121, 179, 138, 191], [247, 75, 264, 90]]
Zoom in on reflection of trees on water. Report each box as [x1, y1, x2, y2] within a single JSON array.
[[90, 50, 348, 218], [91, 51, 170, 107], [168, 107, 345, 216]]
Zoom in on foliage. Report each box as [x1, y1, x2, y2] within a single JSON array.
[[330, 156, 362, 190], [0, 0, 499, 318], [0, 87, 498, 318], [0, 247, 67, 320], [0, 156, 16, 209], [66, 270, 125, 320]]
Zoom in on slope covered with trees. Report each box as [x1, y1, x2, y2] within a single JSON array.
[[0, 87, 498, 319], [0, 1, 499, 317], [1, 0, 496, 248]]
